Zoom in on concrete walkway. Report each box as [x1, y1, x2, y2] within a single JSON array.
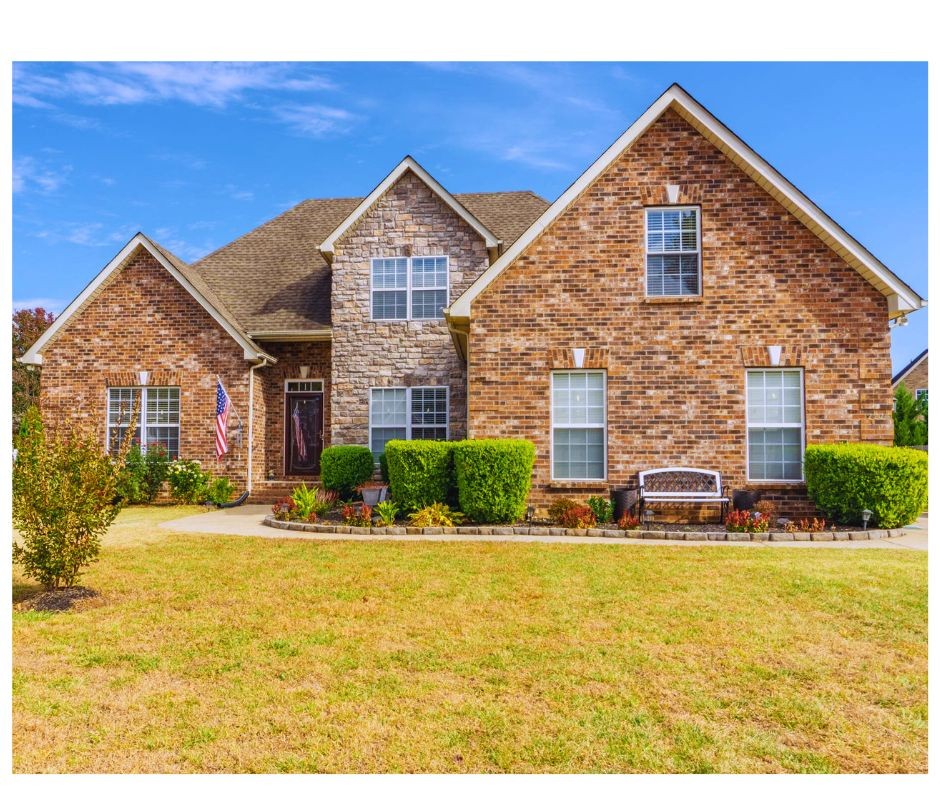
[[161, 505, 928, 550]]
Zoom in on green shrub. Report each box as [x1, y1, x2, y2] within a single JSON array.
[[166, 459, 210, 504], [894, 383, 928, 446], [587, 495, 613, 524], [804, 443, 928, 528], [320, 445, 375, 499], [379, 451, 390, 483], [291, 483, 337, 518], [408, 502, 465, 528], [206, 476, 235, 506], [384, 440, 454, 513], [116, 444, 169, 504], [13, 406, 128, 589], [453, 439, 535, 523], [374, 500, 399, 526]]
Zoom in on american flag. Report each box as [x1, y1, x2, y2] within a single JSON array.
[[292, 403, 307, 461], [216, 380, 231, 459]]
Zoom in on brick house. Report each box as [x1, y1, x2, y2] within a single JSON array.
[[21, 84, 925, 512], [892, 349, 928, 401]]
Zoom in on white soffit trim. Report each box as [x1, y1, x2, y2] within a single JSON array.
[[318, 156, 500, 261], [448, 84, 926, 320], [19, 233, 270, 364]]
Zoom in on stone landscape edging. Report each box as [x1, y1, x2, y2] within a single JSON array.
[[261, 516, 908, 542]]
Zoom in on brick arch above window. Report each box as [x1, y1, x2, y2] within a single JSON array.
[[548, 347, 610, 370], [739, 346, 803, 368]]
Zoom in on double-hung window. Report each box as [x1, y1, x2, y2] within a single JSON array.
[[107, 386, 180, 458], [369, 386, 448, 456], [551, 371, 606, 480], [746, 369, 804, 481], [371, 256, 448, 320], [646, 207, 701, 296]]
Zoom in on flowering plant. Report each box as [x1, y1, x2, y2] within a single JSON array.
[[725, 508, 770, 533], [166, 459, 210, 504], [342, 503, 372, 528]]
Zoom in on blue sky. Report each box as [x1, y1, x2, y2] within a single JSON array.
[[12, 61, 927, 372]]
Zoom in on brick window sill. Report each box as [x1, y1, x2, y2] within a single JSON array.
[[548, 480, 610, 492], [642, 296, 704, 305], [744, 481, 808, 491]]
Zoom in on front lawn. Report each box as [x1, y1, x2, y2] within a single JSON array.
[[13, 507, 927, 773]]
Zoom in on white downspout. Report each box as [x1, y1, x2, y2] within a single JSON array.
[[247, 357, 270, 493]]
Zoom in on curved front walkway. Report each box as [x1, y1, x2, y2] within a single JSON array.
[[160, 505, 928, 550]]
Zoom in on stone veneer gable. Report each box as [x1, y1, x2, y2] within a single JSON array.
[[329, 170, 489, 447]]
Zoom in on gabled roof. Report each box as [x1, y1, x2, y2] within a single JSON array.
[[19, 233, 273, 365], [892, 349, 928, 386], [448, 83, 927, 321], [318, 156, 502, 263], [194, 190, 547, 335]]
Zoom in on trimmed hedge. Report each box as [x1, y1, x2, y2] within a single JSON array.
[[320, 445, 374, 499], [384, 440, 454, 513], [804, 443, 928, 528], [453, 439, 535, 523]]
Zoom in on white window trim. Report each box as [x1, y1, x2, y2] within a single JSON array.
[[550, 370, 608, 482], [370, 256, 450, 322], [284, 379, 324, 392], [744, 367, 805, 483], [915, 388, 927, 400], [105, 386, 181, 457], [644, 206, 702, 298], [368, 385, 450, 455]]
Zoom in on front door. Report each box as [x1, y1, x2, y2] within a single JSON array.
[[285, 393, 323, 475]]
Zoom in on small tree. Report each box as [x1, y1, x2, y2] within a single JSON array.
[[12, 307, 55, 439], [13, 406, 131, 589], [894, 383, 928, 447]]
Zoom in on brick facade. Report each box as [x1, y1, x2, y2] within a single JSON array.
[[329, 170, 489, 447], [38, 246, 253, 487], [467, 109, 894, 519]]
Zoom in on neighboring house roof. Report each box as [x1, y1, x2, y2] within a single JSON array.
[[448, 83, 927, 322], [317, 156, 502, 263], [892, 349, 928, 386], [194, 187, 548, 336], [19, 233, 273, 365]]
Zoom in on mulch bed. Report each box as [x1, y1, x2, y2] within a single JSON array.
[[16, 586, 99, 613]]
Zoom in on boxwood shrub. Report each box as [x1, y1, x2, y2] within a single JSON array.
[[453, 439, 535, 523], [320, 445, 374, 499], [804, 443, 928, 528], [384, 440, 454, 513]]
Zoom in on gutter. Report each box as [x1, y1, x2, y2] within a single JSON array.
[[246, 356, 271, 493]]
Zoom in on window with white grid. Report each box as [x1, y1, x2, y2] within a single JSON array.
[[551, 371, 606, 481], [746, 369, 804, 481], [107, 387, 180, 458], [369, 386, 448, 456], [646, 207, 701, 296], [371, 256, 449, 320]]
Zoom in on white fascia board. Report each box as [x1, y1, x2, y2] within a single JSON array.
[[318, 156, 499, 261], [449, 84, 926, 320], [19, 233, 271, 364]]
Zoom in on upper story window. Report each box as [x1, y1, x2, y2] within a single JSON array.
[[645, 207, 701, 297], [107, 386, 180, 459], [371, 256, 449, 321]]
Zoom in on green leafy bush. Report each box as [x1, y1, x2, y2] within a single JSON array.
[[894, 383, 928, 446], [453, 439, 535, 523], [587, 495, 613, 524], [166, 459, 210, 504], [291, 483, 337, 518], [384, 440, 454, 513], [116, 444, 169, 504], [408, 502, 465, 528], [206, 476, 235, 506], [13, 406, 129, 589], [321, 445, 374, 499], [374, 500, 399, 526], [804, 443, 928, 528], [379, 451, 390, 483]]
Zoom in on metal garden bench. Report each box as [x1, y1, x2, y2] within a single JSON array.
[[637, 467, 731, 524]]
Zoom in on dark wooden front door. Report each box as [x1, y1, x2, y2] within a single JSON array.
[[285, 393, 323, 475]]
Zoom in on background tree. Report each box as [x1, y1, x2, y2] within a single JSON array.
[[893, 382, 928, 447], [12, 307, 55, 439]]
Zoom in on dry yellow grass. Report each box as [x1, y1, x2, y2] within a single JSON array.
[[12, 506, 927, 773]]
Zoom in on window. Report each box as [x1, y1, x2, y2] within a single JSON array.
[[285, 380, 323, 393], [107, 387, 180, 458], [551, 371, 606, 480], [369, 386, 448, 456], [371, 256, 449, 320], [746, 369, 804, 481], [645, 207, 701, 296], [915, 388, 927, 402]]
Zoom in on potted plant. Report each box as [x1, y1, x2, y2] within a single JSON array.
[[357, 480, 389, 506]]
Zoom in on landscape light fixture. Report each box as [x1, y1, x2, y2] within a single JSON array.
[[861, 509, 872, 530]]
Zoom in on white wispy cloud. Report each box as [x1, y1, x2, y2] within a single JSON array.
[[13, 297, 67, 314], [30, 221, 135, 247], [15, 62, 337, 110], [222, 184, 254, 201], [13, 156, 72, 194], [272, 103, 357, 137], [152, 228, 216, 262], [151, 152, 207, 170]]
